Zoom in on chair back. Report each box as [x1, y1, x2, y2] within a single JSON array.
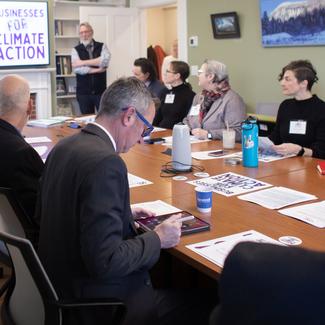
[[0, 188, 26, 238], [0, 231, 60, 325], [0, 187, 27, 267]]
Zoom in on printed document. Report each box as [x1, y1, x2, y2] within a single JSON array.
[[131, 200, 181, 216], [238, 186, 317, 209], [191, 150, 237, 160], [187, 172, 272, 197], [279, 201, 325, 228], [25, 136, 52, 144], [186, 230, 282, 268], [128, 173, 152, 188]]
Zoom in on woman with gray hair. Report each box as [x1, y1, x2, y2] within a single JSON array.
[[183, 59, 246, 141]]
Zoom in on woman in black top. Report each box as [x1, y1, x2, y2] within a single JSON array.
[[153, 61, 195, 129], [269, 60, 325, 159]]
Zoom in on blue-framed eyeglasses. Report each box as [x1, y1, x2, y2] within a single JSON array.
[[122, 107, 154, 137]]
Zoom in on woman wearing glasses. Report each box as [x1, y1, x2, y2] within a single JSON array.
[[153, 61, 195, 129], [183, 59, 245, 141]]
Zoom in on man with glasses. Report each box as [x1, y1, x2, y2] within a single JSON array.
[[38, 77, 189, 325], [71, 22, 111, 114]]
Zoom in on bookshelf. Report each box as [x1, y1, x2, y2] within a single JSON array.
[[54, 2, 80, 115]]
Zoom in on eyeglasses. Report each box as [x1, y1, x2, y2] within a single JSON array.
[[122, 107, 154, 137], [135, 110, 154, 137], [197, 69, 204, 75], [166, 69, 177, 74]]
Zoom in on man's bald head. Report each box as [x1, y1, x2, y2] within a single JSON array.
[[0, 74, 30, 117]]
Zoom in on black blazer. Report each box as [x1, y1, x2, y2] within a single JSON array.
[[0, 119, 44, 220], [211, 242, 325, 325], [38, 124, 161, 325]]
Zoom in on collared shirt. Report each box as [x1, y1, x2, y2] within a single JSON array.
[[71, 42, 111, 75], [89, 122, 117, 152]]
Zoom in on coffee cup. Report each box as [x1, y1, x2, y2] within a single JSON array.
[[195, 186, 212, 213]]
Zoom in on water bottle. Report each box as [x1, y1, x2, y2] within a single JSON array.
[[172, 124, 192, 171], [241, 116, 258, 168]]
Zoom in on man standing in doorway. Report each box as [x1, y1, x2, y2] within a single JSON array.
[[72, 22, 111, 115]]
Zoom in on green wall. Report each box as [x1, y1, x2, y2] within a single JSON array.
[[187, 0, 325, 113]]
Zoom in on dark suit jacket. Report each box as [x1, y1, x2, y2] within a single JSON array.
[[211, 242, 325, 325], [148, 79, 166, 98], [38, 124, 161, 325], [0, 119, 44, 221]]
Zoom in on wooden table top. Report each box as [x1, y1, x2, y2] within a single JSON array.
[[24, 125, 325, 279]]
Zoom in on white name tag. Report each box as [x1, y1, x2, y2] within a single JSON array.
[[289, 120, 307, 135], [165, 94, 175, 104], [188, 104, 200, 116]]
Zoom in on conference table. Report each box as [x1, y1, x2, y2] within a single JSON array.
[[23, 124, 325, 280]]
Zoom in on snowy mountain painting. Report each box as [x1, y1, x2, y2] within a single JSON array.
[[260, 0, 325, 46]]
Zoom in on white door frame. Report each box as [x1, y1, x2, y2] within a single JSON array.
[[130, 0, 188, 62]]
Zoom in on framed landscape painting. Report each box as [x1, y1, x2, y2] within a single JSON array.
[[211, 12, 240, 39], [260, 0, 325, 47]]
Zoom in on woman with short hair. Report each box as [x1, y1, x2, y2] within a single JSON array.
[[183, 59, 246, 141], [153, 61, 195, 129], [269, 60, 325, 159]]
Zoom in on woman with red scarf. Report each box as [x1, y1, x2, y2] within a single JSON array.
[[183, 60, 246, 141]]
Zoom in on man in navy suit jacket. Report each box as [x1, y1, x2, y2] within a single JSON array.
[[211, 242, 325, 325], [38, 77, 207, 325], [0, 75, 44, 225]]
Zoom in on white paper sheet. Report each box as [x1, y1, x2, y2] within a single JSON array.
[[279, 201, 325, 228], [186, 230, 283, 268], [131, 200, 181, 215], [259, 136, 275, 152], [152, 127, 167, 132], [128, 173, 153, 188], [162, 136, 210, 146], [225, 151, 295, 163], [25, 136, 52, 144], [238, 186, 317, 209], [191, 150, 234, 160], [187, 172, 272, 197], [33, 145, 48, 157]]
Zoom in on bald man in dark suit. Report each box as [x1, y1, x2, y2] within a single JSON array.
[[0, 75, 44, 225]]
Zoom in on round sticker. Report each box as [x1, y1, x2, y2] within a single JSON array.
[[172, 176, 188, 181], [278, 236, 302, 246], [193, 172, 210, 178]]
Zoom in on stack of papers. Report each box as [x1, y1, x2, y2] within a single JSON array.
[[238, 186, 317, 209], [186, 230, 283, 268], [27, 118, 64, 128], [279, 201, 325, 228]]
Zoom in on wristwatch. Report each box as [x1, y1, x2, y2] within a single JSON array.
[[207, 132, 212, 139], [297, 146, 305, 156]]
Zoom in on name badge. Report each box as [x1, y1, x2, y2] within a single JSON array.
[[165, 94, 175, 104], [188, 104, 200, 116], [289, 120, 307, 135]]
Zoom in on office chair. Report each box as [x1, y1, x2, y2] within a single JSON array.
[[0, 187, 28, 299], [0, 231, 127, 325], [210, 242, 325, 325]]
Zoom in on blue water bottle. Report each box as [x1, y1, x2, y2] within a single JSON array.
[[241, 116, 258, 168]]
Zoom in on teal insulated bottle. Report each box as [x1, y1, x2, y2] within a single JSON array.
[[241, 117, 258, 168]]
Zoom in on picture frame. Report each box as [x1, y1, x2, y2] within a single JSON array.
[[210, 12, 240, 39], [260, 0, 325, 47]]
